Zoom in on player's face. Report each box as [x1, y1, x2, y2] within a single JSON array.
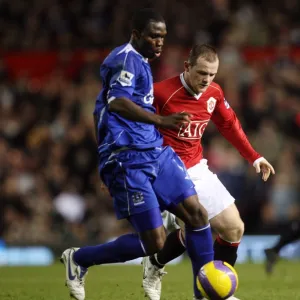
[[134, 21, 167, 59], [184, 57, 219, 93]]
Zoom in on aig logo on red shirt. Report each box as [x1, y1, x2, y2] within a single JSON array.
[[178, 120, 209, 139]]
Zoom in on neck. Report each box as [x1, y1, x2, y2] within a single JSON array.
[[183, 71, 197, 94], [130, 38, 140, 53]]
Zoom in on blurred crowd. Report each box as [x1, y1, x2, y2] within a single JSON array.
[[1, 0, 300, 247], [1, 0, 300, 50]]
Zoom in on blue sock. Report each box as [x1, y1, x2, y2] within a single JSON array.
[[73, 233, 146, 268], [185, 224, 214, 298]]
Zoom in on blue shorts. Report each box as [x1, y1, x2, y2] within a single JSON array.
[[101, 146, 196, 220]]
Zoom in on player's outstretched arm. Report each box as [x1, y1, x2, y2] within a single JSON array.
[[253, 157, 275, 182], [109, 97, 191, 129], [109, 97, 160, 123]]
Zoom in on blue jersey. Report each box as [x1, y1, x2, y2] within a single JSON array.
[[94, 44, 197, 223], [94, 43, 163, 163]]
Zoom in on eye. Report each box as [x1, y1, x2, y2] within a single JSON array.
[[151, 34, 163, 39]]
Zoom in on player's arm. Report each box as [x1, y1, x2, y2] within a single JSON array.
[[107, 56, 190, 129], [211, 96, 275, 181], [109, 97, 160, 124], [109, 97, 191, 129]]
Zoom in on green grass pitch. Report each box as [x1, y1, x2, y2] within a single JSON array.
[[0, 260, 300, 299]]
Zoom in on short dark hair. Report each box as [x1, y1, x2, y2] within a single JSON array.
[[131, 8, 165, 32], [188, 44, 218, 66]]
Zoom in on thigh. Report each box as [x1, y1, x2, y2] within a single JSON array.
[[102, 160, 160, 220], [210, 203, 242, 234], [153, 147, 196, 208], [188, 161, 235, 220]]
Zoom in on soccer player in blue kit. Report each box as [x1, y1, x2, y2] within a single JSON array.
[[60, 9, 214, 300]]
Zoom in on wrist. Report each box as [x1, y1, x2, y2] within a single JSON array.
[[153, 115, 163, 126], [253, 157, 264, 167]]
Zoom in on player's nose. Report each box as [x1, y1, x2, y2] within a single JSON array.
[[203, 75, 209, 83], [156, 37, 164, 47]]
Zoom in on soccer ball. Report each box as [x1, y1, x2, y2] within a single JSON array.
[[196, 260, 238, 300]]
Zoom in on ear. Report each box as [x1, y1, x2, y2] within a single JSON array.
[[184, 61, 190, 72], [132, 29, 141, 40]]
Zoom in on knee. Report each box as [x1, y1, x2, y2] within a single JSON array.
[[221, 219, 244, 242], [180, 195, 209, 228], [154, 234, 165, 251], [239, 220, 245, 236], [144, 234, 166, 255], [185, 206, 209, 228], [146, 236, 165, 255], [235, 219, 245, 239]]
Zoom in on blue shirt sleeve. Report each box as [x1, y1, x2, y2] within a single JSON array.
[[106, 52, 140, 102]]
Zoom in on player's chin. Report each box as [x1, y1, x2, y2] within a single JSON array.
[[198, 85, 209, 92], [149, 51, 161, 60]]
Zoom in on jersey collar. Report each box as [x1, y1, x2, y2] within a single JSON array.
[[117, 43, 148, 62], [180, 73, 202, 100]]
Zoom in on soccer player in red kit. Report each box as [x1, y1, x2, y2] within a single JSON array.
[[142, 44, 275, 300]]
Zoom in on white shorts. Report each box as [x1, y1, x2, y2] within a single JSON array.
[[163, 159, 235, 231]]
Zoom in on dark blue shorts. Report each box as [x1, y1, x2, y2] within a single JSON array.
[[101, 146, 196, 220]]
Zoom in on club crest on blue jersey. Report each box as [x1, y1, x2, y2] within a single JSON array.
[[132, 192, 144, 206], [118, 70, 134, 86]]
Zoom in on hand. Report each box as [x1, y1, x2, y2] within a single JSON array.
[[158, 112, 192, 129], [253, 157, 275, 182]]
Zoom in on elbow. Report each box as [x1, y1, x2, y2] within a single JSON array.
[[108, 102, 114, 112], [223, 119, 236, 130], [108, 97, 125, 113], [108, 99, 118, 112]]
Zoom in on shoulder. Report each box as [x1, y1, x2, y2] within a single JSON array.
[[154, 76, 184, 109], [106, 44, 143, 68], [208, 82, 224, 100], [154, 76, 182, 97]]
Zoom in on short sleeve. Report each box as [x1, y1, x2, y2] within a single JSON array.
[[107, 52, 140, 103]]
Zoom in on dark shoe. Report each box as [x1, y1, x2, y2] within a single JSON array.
[[264, 248, 279, 275]]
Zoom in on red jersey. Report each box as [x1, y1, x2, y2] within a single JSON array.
[[154, 74, 261, 169]]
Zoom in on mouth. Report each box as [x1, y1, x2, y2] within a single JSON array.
[[154, 49, 162, 57], [200, 84, 208, 88]]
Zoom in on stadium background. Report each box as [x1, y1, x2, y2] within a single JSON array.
[[0, 0, 300, 265]]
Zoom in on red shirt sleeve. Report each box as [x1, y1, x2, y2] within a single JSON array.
[[211, 88, 261, 164]]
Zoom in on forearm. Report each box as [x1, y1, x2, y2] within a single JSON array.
[[109, 97, 162, 125]]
